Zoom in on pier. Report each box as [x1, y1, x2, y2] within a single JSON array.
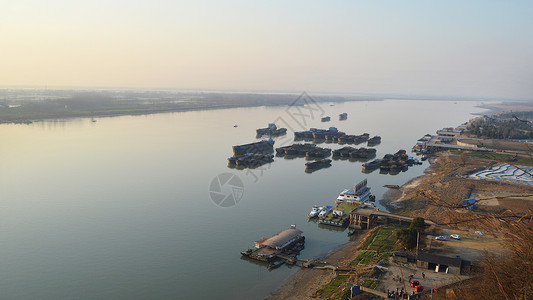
[[350, 207, 434, 229]]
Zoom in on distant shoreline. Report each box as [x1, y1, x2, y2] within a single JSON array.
[[0, 103, 268, 124]]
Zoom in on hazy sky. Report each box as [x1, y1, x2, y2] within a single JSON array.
[[1, 1, 532, 99]]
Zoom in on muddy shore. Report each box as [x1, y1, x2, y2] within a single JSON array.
[[266, 231, 370, 300]]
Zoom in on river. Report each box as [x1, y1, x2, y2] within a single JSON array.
[[0, 99, 487, 299]]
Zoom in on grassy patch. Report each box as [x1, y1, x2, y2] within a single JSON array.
[[351, 250, 376, 266], [360, 279, 380, 289], [315, 274, 352, 299], [365, 226, 398, 252]]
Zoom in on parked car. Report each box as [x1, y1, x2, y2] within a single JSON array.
[[450, 234, 461, 240], [435, 235, 447, 241]]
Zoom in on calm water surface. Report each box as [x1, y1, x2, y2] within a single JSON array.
[[0, 100, 487, 299]]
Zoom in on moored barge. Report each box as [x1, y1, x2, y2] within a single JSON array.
[[256, 123, 287, 137], [367, 136, 381, 146], [233, 139, 275, 156], [228, 153, 274, 168], [240, 226, 305, 263], [305, 159, 332, 171]]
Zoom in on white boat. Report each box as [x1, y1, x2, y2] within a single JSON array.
[[309, 206, 320, 218], [318, 205, 333, 217], [337, 179, 372, 204]]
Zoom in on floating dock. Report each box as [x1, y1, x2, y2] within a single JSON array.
[[241, 226, 305, 264], [318, 202, 360, 227]]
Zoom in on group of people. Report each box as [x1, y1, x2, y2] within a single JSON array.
[[387, 288, 418, 299]]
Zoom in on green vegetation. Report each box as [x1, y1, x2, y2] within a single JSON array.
[[360, 279, 380, 289], [320, 202, 359, 225], [396, 217, 425, 249], [314, 273, 353, 299], [351, 250, 376, 266], [365, 226, 398, 252], [319, 226, 404, 299]]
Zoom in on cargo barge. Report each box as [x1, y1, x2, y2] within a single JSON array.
[[305, 159, 332, 171], [276, 143, 317, 156], [233, 139, 274, 156], [256, 123, 287, 137], [367, 136, 381, 146], [294, 127, 341, 140], [305, 148, 332, 158], [362, 159, 383, 171], [228, 153, 274, 168], [332, 147, 376, 159]]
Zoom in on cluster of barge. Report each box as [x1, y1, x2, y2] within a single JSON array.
[[276, 143, 317, 156], [294, 128, 380, 146], [276, 144, 332, 158], [294, 127, 341, 140], [362, 149, 422, 173], [229, 139, 275, 168], [332, 147, 377, 159]]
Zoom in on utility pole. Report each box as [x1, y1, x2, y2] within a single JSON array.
[[416, 231, 420, 256]]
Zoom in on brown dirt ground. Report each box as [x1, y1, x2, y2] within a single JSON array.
[[382, 152, 533, 226]]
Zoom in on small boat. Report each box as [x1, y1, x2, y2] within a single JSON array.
[[321, 116, 331, 122], [318, 205, 333, 217], [308, 206, 320, 218], [339, 113, 348, 120], [234, 125, 238, 127], [383, 185, 400, 189]]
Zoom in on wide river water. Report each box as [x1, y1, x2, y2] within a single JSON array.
[[0, 99, 487, 299]]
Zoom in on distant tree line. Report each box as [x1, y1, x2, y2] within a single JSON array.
[[466, 113, 533, 139]]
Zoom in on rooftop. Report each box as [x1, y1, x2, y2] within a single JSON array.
[[417, 253, 463, 268], [261, 228, 303, 249]]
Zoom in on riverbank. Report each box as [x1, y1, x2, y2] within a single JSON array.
[[267, 149, 533, 298], [0, 90, 373, 124], [266, 231, 371, 300]]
